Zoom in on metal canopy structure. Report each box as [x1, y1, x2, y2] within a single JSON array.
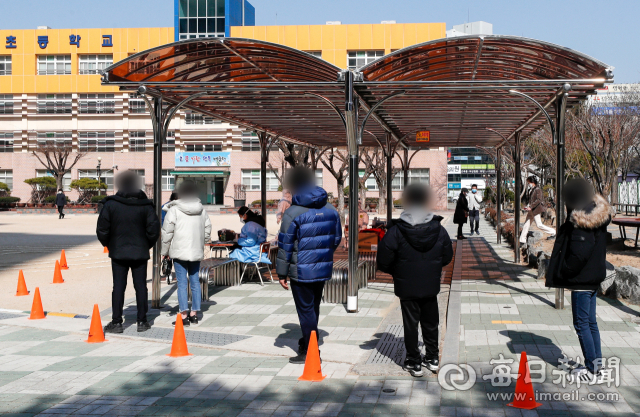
[[102, 34, 613, 312]]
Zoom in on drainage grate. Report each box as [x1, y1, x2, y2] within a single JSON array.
[[365, 324, 424, 365], [122, 325, 250, 346], [0, 312, 26, 320]]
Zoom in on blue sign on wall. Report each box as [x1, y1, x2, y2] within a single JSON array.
[[175, 152, 231, 167], [448, 183, 461, 189]]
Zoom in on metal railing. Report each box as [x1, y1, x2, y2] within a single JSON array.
[[324, 259, 367, 304]]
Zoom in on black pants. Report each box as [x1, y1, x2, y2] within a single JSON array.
[[457, 223, 464, 238], [469, 209, 479, 232], [290, 280, 325, 353], [57, 205, 64, 218], [400, 296, 439, 363], [111, 259, 148, 324]]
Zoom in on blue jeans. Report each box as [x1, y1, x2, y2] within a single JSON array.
[[174, 260, 201, 313], [571, 290, 602, 373]]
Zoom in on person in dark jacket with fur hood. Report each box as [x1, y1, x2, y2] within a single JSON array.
[[377, 184, 453, 377], [453, 188, 469, 240], [546, 179, 614, 382], [96, 171, 161, 334]]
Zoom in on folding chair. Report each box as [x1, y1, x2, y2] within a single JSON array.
[[239, 242, 274, 286]]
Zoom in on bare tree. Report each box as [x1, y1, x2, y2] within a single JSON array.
[[320, 147, 349, 222], [357, 147, 376, 210], [360, 148, 400, 215], [32, 140, 86, 191]]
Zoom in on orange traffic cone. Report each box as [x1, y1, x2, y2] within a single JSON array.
[[298, 331, 325, 381], [16, 270, 29, 296], [103, 246, 109, 253], [167, 315, 192, 357], [59, 250, 69, 270], [52, 260, 64, 284], [29, 287, 46, 320], [507, 351, 542, 409], [85, 304, 107, 343]]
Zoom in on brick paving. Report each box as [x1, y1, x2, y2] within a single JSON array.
[[1, 212, 640, 416]]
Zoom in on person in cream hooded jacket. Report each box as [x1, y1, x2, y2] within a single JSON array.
[[161, 180, 212, 325]]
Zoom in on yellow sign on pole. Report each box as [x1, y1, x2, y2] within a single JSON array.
[[416, 131, 430, 142]]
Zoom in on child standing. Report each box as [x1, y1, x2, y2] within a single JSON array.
[[377, 184, 453, 377]]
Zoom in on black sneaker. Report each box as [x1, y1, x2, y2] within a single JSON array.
[[103, 321, 123, 334], [137, 321, 151, 332], [188, 314, 198, 325], [403, 361, 424, 377], [172, 317, 190, 327], [423, 358, 439, 372], [547, 235, 556, 240], [289, 352, 307, 364]]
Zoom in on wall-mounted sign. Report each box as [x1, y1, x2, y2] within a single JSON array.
[[448, 183, 461, 189], [416, 131, 430, 142], [447, 164, 461, 174], [175, 152, 231, 167]]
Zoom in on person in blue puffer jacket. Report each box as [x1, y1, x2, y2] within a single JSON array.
[[229, 207, 271, 265], [277, 167, 342, 364]]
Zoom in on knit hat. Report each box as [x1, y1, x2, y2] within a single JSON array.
[[562, 179, 594, 210]]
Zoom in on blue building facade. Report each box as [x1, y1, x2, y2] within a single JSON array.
[[174, 0, 254, 41]]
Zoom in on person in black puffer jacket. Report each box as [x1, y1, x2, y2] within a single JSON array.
[[546, 179, 614, 382], [453, 188, 469, 239], [377, 184, 453, 377], [96, 171, 161, 334]]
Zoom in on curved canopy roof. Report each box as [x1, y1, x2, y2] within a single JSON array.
[[103, 35, 613, 148]]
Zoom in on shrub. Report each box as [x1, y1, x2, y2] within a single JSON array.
[[0, 182, 9, 197], [343, 186, 349, 196], [92, 195, 107, 204], [44, 195, 70, 204], [250, 199, 278, 206], [393, 199, 402, 207], [70, 178, 107, 204], [24, 177, 57, 204], [0, 196, 20, 204]]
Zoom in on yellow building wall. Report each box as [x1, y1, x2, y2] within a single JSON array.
[[0, 27, 174, 94], [231, 23, 446, 68]]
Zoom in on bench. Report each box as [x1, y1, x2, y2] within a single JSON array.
[[324, 259, 368, 304]]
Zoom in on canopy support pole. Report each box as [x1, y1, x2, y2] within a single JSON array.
[[345, 71, 359, 313], [496, 146, 502, 244], [259, 132, 268, 222], [386, 133, 394, 226], [403, 147, 409, 187], [514, 131, 522, 264], [151, 96, 163, 309], [554, 91, 568, 310], [138, 88, 208, 309]]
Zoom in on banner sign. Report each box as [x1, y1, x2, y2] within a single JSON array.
[[175, 152, 231, 167], [448, 183, 461, 189], [416, 131, 430, 142], [447, 164, 461, 174]]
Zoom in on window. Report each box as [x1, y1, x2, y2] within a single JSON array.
[[242, 169, 279, 191], [163, 131, 175, 152], [37, 132, 72, 149], [185, 111, 217, 124], [0, 94, 13, 114], [78, 170, 114, 190], [36, 170, 71, 191], [37, 94, 72, 114], [162, 169, 175, 191], [315, 169, 323, 187], [359, 169, 428, 191], [306, 51, 323, 59], [129, 131, 146, 152], [408, 168, 430, 186], [178, 0, 226, 38], [79, 132, 116, 152], [0, 132, 14, 153], [0, 56, 11, 75], [130, 169, 145, 189], [0, 170, 12, 190], [128, 94, 147, 113], [241, 131, 260, 151], [37, 55, 71, 75], [186, 143, 222, 152], [79, 94, 115, 114], [79, 54, 113, 75], [347, 50, 384, 70]]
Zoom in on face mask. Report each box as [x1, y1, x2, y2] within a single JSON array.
[[472, 189, 477, 194]]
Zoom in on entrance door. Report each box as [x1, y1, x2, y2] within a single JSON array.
[[196, 180, 208, 204], [211, 178, 224, 205]]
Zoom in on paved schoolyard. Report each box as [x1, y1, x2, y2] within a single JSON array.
[[1, 211, 640, 416]]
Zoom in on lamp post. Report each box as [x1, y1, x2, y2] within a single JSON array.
[[97, 157, 102, 196]]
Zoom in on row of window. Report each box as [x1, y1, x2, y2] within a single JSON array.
[[0, 50, 386, 78]]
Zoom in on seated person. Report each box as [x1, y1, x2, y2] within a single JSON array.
[[229, 206, 271, 264]]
